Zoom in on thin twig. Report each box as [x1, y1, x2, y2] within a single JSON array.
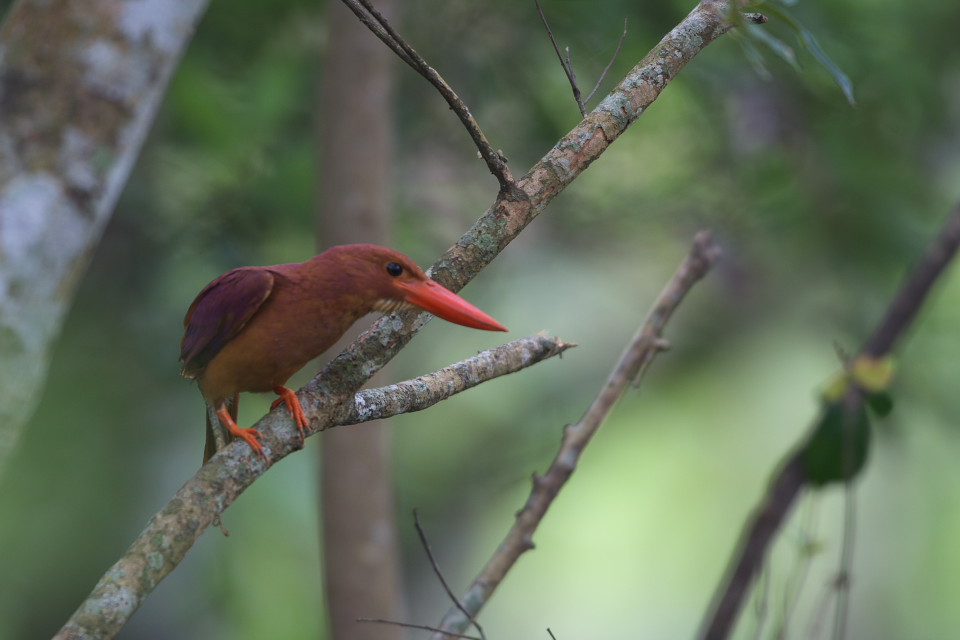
[[832, 487, 856, 640], [750, 566, 770, 640], [339, 0, 514, 190], [584, 18, 628, 104], [775, 496, 819, 637], [414, 510, 487, 640], [430, 232, 722, 639], [535, 0, 585, 115], [699, 202, 960, 640], [358, 618, 481, 640]]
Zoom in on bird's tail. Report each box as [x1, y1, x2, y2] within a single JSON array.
[[203, 394, 239, 464]]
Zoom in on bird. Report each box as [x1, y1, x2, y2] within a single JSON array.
[[180, 244, 507, 463]]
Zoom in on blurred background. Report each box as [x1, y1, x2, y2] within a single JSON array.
[[2, 0, 960, 638]]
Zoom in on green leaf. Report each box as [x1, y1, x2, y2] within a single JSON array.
[[733, 30, 773, 80], [799, 29, 856, 106], [745, 24, 800, 71], [754, 3, 856, 105], [802, 400, 871, 487], [866, 391, 894, 418]]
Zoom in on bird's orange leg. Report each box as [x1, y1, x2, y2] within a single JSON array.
[[271, 386, 309, 437], [216, 406, 265, 460]]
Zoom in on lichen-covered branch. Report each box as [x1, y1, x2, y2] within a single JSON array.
[[0, 0, 210, 473], [430, 232, 721, 639], [54, 334, 570, 639], [329, 333, 575, 427]]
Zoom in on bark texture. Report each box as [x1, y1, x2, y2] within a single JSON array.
[[0, 0, 209, 472], [316, 0, 403, 638]]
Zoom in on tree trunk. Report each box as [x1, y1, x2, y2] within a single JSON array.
[[316, 1, 405, 638], [0, 0, 208, 474]]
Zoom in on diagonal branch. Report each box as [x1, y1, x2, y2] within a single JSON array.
[[584, 18, 629, 105], [699, 201, 960, 640], [430, 231, 722, 638], [339, 0, 514, 190], [414, 510, 487, 640], [534, 0, 586, 115]]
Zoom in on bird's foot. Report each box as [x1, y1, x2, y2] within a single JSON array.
[[216, 406, 266, 460], [272, 386, 309, 443]]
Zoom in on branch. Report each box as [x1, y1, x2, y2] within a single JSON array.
[[699, 201, 960, 640], [584, 19, 629, 105], [860, 205, 960, 357], [54, 335, 571, 639], [338, 0, 514, 190], [534, 0, 586, 115], [430, 231, 722, 638], [58, 1, 749, 633], [358, 618, 481, 640], [535, 0, 628, 116], [328, 333, 576, 427], [414, 510, 487, 640]]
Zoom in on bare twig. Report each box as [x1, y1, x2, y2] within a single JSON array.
[[534, 2, 627, 116], [430, 232, 722, 639], [535, 0, 585, 115], [414, 510, 487, 640], [358, 618, 481, 640], [832, 487, 857, 640], [699, 202, 960, 640], [339, 0, 514, 190], [584, 18, 628, 104], [775, 497, 819, 636]]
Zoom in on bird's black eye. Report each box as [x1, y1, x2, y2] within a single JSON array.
[[385, 262, 403, 277]]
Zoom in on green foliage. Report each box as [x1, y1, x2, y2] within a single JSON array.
[[741, 1, 856, 105]]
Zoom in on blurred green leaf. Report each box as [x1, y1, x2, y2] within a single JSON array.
[[866, 390, 895, 418], [745, 23, 800, 71], [802, 400, 871, 487], [748, 1, 856, 105]]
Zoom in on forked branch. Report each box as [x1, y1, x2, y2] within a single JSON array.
[[535, 0, 628, 116]]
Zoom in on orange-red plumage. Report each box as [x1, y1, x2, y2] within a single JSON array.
[[181, 244, 506, 461]]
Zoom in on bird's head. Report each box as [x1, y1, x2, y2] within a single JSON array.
[[320, 244, 507, 332]]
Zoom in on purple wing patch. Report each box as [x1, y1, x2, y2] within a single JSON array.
[[180, 267, 275, 378]]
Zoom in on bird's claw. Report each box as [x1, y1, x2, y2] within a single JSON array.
[[235, 427, 266, 460], [272, 386, 309, 439]]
